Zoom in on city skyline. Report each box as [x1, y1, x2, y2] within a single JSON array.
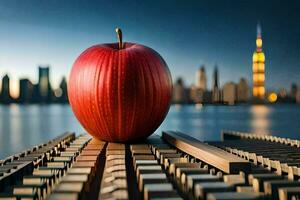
[[0, 0, 300, 96], [0, 64, 299, 104], [0, 57, 298, 101], [0, 66, 68, 103]]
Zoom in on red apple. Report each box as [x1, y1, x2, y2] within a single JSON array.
[[68, 28, 172, 142]]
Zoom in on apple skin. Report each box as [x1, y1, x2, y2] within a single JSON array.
[[68, 42, 172, 142]]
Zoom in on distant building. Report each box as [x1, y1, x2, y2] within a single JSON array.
[[32, 84, 40, 103], [55, 77, 68, 103], [237, 78, 249, 102], [223, 82, 236, 105], [252, 23, 265, 101], [279, 88, 287, 98], [0, 66, 72, 104], [189, 84, 201, 103], [173, 78, 187, 103], [291, 83, 298, 100], [189, 86, 213, 104], [202, 91, 212, 103], [296, 90, 300, 104], [0, 74, 12, 104], [212, 66, 220, 103], [38, 66, 53, 103], [277, 88, 295, 103], [19, 79, 33, 103], [212, 87, 220, 103], [196, 66, 207, 91]]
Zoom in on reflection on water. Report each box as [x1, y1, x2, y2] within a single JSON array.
[[0, 105, 84, 159], [1, 104, 300, 159], [156, 104, 300, 141], [10, 105, 22, 148], [250, 105, 272, 135]]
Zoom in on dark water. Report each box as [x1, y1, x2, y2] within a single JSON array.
[[0, 104, 300, 159]]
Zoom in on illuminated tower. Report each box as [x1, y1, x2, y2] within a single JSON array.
[[252, 23, 265, 100]]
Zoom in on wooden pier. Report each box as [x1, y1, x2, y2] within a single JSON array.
[[1, 130, 300, 199]]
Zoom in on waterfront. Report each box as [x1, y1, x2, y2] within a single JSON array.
[[0, 104, 300, 159]]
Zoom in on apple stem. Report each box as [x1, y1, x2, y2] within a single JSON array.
[[115, 28, 123, 49]]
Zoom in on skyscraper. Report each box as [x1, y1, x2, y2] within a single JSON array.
[[252, 23, 265, 101], [212, 65, 219, 89], [212, 66, 220, 103], [237, 78, 249, 102], [291, 83, 298, 100], [189, 84, 200, 103], [189, 84, 207, 103], [223, 82, 236, 105], [38, 66, 52, 103], [173, 78, 187, 104], [196, 66, 207, 91], [55, 77, 68, 103], [19, 79, 33, 103], [0, 74, 12, 104]]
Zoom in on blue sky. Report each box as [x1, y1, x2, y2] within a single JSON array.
[[0, 0, 299, 96]]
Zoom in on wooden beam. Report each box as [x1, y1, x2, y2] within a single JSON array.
[[162, 131, 250, 174]]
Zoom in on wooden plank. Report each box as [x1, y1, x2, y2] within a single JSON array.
[[53, 182, 84, 193], [194, 182, 234, 200], [46, 193, 78, 200], [207, 192, 262, 200], [143, 183, 174, 200], [263, 180, 300, 199], [278, 187, 300, 200], [162, 131, 250, 174]]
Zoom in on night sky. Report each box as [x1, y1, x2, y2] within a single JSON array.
[[0, 0, 299, 96]]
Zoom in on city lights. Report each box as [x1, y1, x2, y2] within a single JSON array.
[[253, 24, 266, 101], [268, 93, 278, 103]]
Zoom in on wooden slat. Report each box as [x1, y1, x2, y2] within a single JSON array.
[[162, 131, 250, 174], [207, 192, 262, 200]]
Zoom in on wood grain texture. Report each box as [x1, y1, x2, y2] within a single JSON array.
[[162, 131, 250, 174], [68, 43, 172, 142]]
